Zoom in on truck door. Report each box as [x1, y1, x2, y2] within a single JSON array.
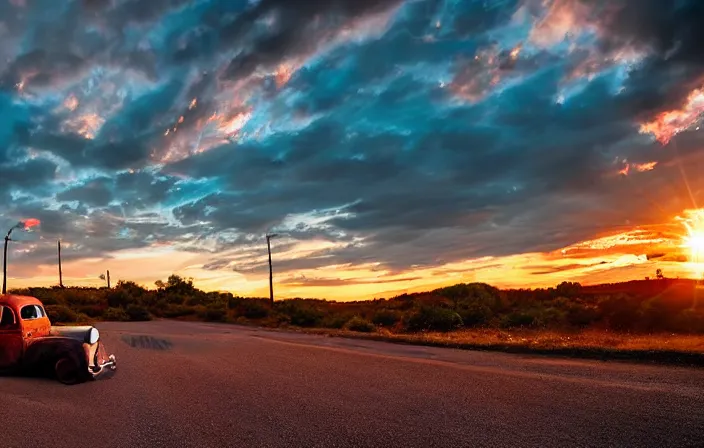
[[0, 305, 23, 369], [19, 304, 51, 340]]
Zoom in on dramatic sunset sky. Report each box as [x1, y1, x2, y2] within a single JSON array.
[[1, 0, 704, 300]]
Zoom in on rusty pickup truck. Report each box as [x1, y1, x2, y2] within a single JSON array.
[[0, 294, 117, 384]]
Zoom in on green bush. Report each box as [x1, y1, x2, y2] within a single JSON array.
[[403, 307, 463, 332], [45, 305, 78, 323], [264, 313, 292, 327], [371, 309, 401, 327], [457, 303, 493, 327], [598, 294, 641, 330], [500, 311, 536, 328], [102, 307, 130, 322], [565, 303, 600, 327], [164, 293, 187, 306], [638, 297, 671, 331], [344, 316, 376, 333], [185, 295, 207, 307], [321, 314, 350, 329], [163, 304, 197, 318], [107, 289, 133, 308], [672, 309, 704, 333], [75, 312, 93, 324], [200, 305, 226, 322], [36, 294, 61, 306], [531, 307, 567, 328], [227, 296, 243, 310], [498, 307, 565, 328], [125, 305, 152, 321], [555, 281, 582, 298], [237, 300, 270, 319], [276, 300, 324, 327], [77, 304, 106, 318]]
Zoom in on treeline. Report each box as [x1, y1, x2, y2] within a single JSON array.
[[9, 275, 704, 334]]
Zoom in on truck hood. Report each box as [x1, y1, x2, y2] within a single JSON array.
[[50, 326, 100, 344]]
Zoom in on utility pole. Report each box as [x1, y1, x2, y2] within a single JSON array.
[[2, 233, 9, 295], [58, 240, 64, 288], [266, 233, 278, 306], [2, 219, 40, 295], [107, 270, 111, 289]]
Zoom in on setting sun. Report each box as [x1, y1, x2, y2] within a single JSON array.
[[687, 232, 704, 258], [681, 209, 704, 276]]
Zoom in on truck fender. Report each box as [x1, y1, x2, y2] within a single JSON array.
[[23, 337, 89, 381]]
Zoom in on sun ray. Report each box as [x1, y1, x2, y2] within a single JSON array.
[[678, 209, 704, 280]]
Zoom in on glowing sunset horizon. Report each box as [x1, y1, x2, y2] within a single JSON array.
[[4, 207, 703, 300], [1, 0, 704, 301]]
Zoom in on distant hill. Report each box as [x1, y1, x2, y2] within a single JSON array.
[[581, 278, 704, 306]]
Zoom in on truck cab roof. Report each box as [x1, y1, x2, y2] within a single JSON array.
[[0, 294, 45, 310]]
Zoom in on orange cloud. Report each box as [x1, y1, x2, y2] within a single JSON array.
[[528, 0, 596, 48], [640, 88, 704, 144], [62, 113, 105, 139], [618, 160, 658, 176], [62, 94, 79, 111]]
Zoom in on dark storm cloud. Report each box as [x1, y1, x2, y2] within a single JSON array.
[[24, 130, 154, 172], [19, 77, 187, 171], [587, 0, 704, 120], [0, 49, 87, 91], [0, 158, 57, 192], [3, 0, 704, 281], [0, 0, 187, 98], [56, 177, 113, 207], [452, 0, 522, 36], [98, 78, 185, 138], [114, 171, 177, 206], [169, 0, 404, 81], [169, 54, 664, 270], [1, 196, 189, 267], [0, 94, 30, 164]]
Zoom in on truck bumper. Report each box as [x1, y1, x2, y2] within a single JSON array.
[[88, 341, 117, 380], [90, 354, 117, 380]]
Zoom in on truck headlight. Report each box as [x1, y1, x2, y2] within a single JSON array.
[[88, 327, 100, 345]]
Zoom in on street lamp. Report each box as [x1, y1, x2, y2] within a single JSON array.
[[266, 233, 279, 306], [3, 219, 41, 295]]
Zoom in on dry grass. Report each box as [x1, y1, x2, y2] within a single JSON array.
[[400, 329, 704, 352], [291, 327, 704, 365]]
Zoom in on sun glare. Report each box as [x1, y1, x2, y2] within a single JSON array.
[[680, 209, 704, 276], [686, 231, 704, 261]]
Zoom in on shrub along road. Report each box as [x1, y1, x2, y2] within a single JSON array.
[[1, 320, 703, 448]]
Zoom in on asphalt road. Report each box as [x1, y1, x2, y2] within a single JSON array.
[[1, 321, 703, 448]]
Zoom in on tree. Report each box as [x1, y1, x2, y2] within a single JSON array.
[[656, 269, 664, 280], [556, 281, 582, 298], [155, 275, 196, 294]]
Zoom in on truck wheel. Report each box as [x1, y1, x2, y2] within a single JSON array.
[[55, 356, 80, 385]]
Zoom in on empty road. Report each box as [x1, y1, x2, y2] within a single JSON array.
[[1, 320, 703, 448]]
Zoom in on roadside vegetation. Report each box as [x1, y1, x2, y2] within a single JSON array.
[[9, 275, 704, 361]]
